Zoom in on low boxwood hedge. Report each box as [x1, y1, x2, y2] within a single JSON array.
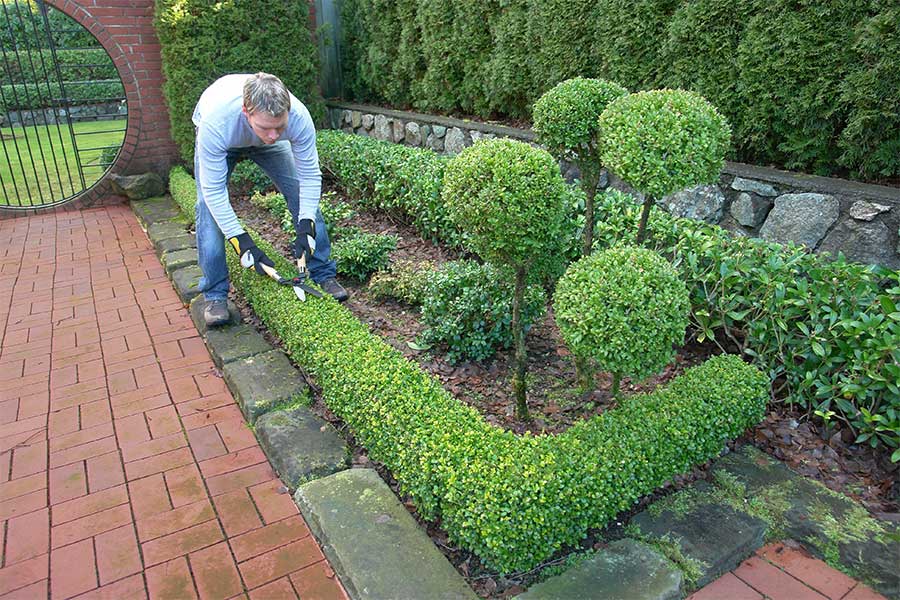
[[170, 167, 767, 571]]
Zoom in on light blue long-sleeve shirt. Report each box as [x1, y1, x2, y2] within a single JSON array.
[[191, 74, 321, 239]]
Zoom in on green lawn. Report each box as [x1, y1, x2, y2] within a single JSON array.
[[0, 118, 126, 207]]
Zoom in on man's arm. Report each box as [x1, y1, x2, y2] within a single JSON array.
[[195, 122, 243, 239], [289, 112, 322, 223]]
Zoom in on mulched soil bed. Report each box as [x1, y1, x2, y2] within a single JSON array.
[[226, 180, 898, 597]]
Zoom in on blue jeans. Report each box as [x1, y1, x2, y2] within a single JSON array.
[[195, 141, 337, 301]]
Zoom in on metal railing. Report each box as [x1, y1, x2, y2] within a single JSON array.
[[0, 0, 126, 210]]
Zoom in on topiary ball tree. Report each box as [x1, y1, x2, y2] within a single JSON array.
[[533, 78, 629, 256], [442, 138, 568, 420], [554, 245, 690, 398], [598, 89, 731, 244]]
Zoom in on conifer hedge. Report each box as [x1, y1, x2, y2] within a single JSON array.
[[339, 0, 900, 179]]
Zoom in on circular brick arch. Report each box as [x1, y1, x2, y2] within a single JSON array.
[[39, 0, 178, 210]]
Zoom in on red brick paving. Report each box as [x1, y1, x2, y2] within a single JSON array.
[[688, 542, 887, 600], [0, 206, 348, 599]]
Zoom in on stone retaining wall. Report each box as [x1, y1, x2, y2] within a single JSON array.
[[327, 101, 900, 270]]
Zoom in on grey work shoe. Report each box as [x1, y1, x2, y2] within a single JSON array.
[[203, 299, 230, 327], [319, 278, 349, 302]]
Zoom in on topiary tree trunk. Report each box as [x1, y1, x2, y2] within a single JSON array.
[[635, 194, 655, 244], [580, 166, 601, 255], [511, 266, 529, 419]]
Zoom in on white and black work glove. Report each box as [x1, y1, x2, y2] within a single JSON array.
[[293, 218, 317, 260], [229, 232, 274, 275]]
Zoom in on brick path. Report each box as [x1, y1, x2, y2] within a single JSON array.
[[0, 206, 347, 599], [689, 542, 886, 600]]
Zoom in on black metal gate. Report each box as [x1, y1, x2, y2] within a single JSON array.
[[0, 0, 126, 210]]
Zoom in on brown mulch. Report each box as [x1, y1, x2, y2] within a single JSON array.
[[226, 180, 898, 596]]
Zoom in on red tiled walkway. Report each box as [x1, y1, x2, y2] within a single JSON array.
[[0, 206, 347, 599], [689, 542, 886, 600]]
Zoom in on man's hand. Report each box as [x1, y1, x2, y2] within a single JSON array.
[[294, 218, 317, 260], [229, 232, 275, 275]]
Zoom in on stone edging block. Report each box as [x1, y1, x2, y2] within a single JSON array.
[[629, 488, 767, 588], [161, 248, 198, 275], [131, 196, 181, 229], [222, 350, 309, 423], [170, 265, 203, 303], [295, 468, 476, 600], [255, 408, 348, 489], [517, 539, 682, 600]]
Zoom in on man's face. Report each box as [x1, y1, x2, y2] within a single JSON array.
[[243, 106, 288, 144]]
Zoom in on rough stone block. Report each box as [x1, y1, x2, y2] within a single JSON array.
[[170, 264, 203, 303], [205, 325, 272, 369], [518, 539, 682, 600], [730, 176, 777, 197], [255, 408, 348, 489], [630, 500, 767, 587], [759, 193, 839, 249], [110, 172, 166, 200], [131, 196, 180, 229], [222, 350, 308, 423], [161, 248, 198, 275], [295, 469, 476, 600]]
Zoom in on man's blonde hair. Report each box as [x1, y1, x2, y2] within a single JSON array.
[[243, 72, 290, 116]]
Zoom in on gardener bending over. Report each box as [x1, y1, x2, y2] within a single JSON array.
[[193, 72, 348, 327]]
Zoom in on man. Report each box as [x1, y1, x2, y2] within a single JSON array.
[[192, 72, 348, 327]]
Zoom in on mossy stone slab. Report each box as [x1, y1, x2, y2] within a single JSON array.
[[148, 220, 190, 243], [189, 296, 241, 335], [131, 196, 180, 229], [161, 248, 198, 275], [630, 500, 767, 588], [222, 350, 308, 423], [171, 264, 203, 303], [205, 325, 272, 369], [713, 446, 899, 597], [156, 233, 196, 254], [295, 468, 476, 600], [518, 539, 682, 600], [255, 407, 348, 489]]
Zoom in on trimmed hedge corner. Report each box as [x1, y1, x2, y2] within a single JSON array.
[[170, 167, 767, 572]]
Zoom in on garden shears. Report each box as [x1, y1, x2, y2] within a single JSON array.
[[241, 252, 324, 301]]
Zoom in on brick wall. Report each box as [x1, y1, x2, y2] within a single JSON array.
[[48, 0, 179, 208]]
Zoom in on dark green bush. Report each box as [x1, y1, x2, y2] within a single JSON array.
[[368, 259, 435, 304], [420, 261, 546, 363], [154, 0, 324, 163], [333, 231, 398, 281], [554, 246, 689, 393], [339, 0, 899, 179], [171, 166, 769, 572], [0, 80, 123, 111], [317, 130, 459, 246]]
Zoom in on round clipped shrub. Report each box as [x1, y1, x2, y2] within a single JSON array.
[[599, 89, 731, 200], [533, 77, 629, 162], [554, 245, 690, 390], [442, 138, 568, 270], [420, 261, 546, 363]]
